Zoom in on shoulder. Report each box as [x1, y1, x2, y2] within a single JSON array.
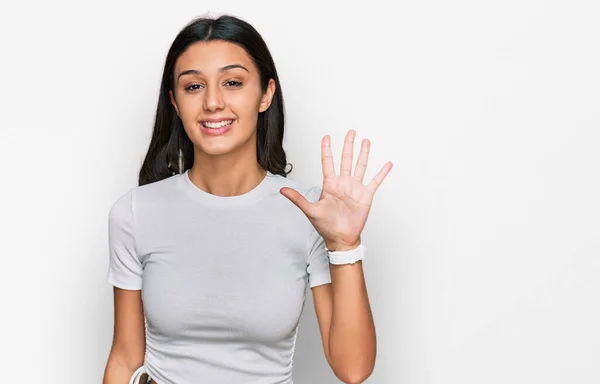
[[109, 174, 180, 219]]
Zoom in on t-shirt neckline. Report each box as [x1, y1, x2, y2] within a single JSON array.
[[179, 169, 275, 208]]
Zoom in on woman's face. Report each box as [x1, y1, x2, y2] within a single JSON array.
[[170, 40, 276, 158]]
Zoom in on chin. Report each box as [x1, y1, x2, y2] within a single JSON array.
[[195, 132, 257, 157], [197, 143, 237, 156], [195, 135, 251, 157], [206, 147, 237, 156]]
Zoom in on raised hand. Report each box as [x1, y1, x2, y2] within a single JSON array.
[[280, 130, 393, 251]]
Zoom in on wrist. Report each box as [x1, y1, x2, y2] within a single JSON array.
[[325, 239, 361, 252], [326, 243, 366, 265]]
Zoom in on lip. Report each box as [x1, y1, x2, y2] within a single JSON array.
[[201, 117, 236, 123], [200, 120, 234, 136]]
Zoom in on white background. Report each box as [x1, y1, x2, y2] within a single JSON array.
[[0, 0, 598, 383]]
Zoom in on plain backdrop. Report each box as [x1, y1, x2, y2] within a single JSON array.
[[0, 0, 598, 383]]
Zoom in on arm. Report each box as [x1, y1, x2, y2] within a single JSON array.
[[280, 130, 391, 382], [312, 258, 376, 384], [103, 287, 146, 384]]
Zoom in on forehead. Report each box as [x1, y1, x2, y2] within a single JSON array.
[[175, 40, 255, 73]]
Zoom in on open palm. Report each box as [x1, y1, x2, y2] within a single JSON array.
[[280, 130, 393, 251]]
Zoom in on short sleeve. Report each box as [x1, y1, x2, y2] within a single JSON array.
[[306, 186, 332, 288], [107, 189, 142, 290]]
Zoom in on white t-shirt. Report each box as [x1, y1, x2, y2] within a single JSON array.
[[107, 169, 332, 384]]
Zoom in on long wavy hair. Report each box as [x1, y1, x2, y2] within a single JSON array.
[[138, 14, 292, 186]]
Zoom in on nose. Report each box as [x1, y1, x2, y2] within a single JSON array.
[[203, 84, 225, 111]]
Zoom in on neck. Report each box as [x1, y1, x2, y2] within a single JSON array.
[[188, 142, 266, 197]]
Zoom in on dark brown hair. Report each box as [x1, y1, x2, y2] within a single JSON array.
[[138, 14, 291, 186]]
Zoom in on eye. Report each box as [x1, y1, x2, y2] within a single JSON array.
[[225, 80, 243, 87], [184, 84, 203, 92]]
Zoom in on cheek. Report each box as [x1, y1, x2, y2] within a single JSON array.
[[227, 92, 260, 116], [177, 96, 200, 118]]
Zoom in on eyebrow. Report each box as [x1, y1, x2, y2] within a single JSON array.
[[176, 64, 249, 81]]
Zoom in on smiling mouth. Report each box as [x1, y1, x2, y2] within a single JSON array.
[[201, 119, 234, 128]]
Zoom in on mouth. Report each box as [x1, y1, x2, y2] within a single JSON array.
[[201, 119, 235, 129], [199, 119, 235, 135]]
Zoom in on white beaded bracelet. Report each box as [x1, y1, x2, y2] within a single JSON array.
[[326, 243, 365, 265]]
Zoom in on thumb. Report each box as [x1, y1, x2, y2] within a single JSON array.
[[280, 187, 316, 218]]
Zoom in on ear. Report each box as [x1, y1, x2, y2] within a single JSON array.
[[169, 90, 180, 117], [258, 79, 276, 113]]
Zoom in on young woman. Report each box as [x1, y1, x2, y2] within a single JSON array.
[[103, 14, 392, 384]]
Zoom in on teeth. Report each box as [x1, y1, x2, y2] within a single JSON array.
[[203, 120, 233, 128]]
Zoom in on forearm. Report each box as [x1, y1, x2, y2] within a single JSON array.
[[328, 260, 376, 383], [103, 350, 144, 384]]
